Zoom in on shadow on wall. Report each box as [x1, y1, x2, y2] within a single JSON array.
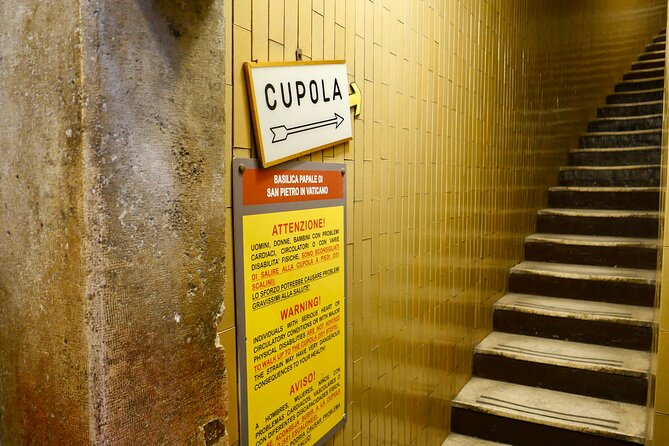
[[136, 0, 216, 71]]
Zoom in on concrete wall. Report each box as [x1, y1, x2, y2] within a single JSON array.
[[0, 2, 90, 444], [1, 1, 228, 444]]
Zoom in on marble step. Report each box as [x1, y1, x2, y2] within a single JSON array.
[[614, 77, 664, 92], [536, 208, 658, 238], [587, 114, 662, 132], [524, 233, 657, 269], [568, 147, 660, 167], [508, 261, 656, 307], [559, 165, 660, 187], [652, 33, 666, 43], [638, 50, 665, 61], [548, 187, 659, 211], [473, 332, 650, 404], [442, 433, 510, 446], [606, 89, 663, 105], [631, 59, 664, 71], [580, 129, 661, 149], [644, 42, 665, 53], [493, 293, 653, 351], [451, 378, 646, 445], [622, 67, 664, 80], [597, 100, 662, 118]]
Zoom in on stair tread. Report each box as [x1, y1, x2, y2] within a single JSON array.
[[619, 76, 664, 83], [550, 186, 659, 192], [601, 99, 662, 107], [570, 146, 659, 153], [628, 67, 664, 73], [452, 378, 646, 443], [539, 208, 659, 218], [476, 332, 650, 377], [495, 293, 653, 326], [582, 129, 661, 136], [511, 261, 655, 284], [560, 164, 658, 171], [640, 49, 665, 56], [442, 433, 510, 446], [526, 233, 657, 248], [591, 113, 662, 121], [609, 87, 664, 95]]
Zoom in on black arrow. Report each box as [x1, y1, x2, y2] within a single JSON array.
[[270, 113, 345, 143]]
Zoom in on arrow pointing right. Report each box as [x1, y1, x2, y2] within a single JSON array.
[[270, 113, 345, 143]]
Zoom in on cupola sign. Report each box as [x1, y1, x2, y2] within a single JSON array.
[[244, 61, 353, 167]]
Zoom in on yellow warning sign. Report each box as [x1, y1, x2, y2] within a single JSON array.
[[242, 205, 345, 446]]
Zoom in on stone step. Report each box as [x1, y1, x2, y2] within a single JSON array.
[[493, 294, 653, 351], [442, 433, 510, 446], [451, 378, 646, 445], [536, 208, 658, 238], [524, 233, 657, 269], [548, 187, 660, 211], [558, 165, 660, 187], [473, 332, 650, 404], [580, 129, 661, 148], [638, 50, 665, 61], [587, 115, 662, 132], [631, 59, 664, 71], [568, 147, 661, 167], [606, 89, 663, 105], [614, 77, 664, 92], [597, 100, 662, 118], [507, 261, 655, 307], [644, 42, 665, 52], [653, 34, 666, 43], [622, 67, 664, 80]]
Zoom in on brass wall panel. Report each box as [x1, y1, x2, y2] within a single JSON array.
[[221, 1, 666, 445]]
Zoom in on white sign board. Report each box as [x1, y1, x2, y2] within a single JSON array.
[[244, 61, 353, 167]]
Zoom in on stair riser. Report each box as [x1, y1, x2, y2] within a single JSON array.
[[569, 149, 661, 166], [632, 59, 665, 70], [623, 69, 664, 80], [645, 42, 666, 52], [559, 168, 660, 187], [524, 242, 657, 269], [615, 78, 664, 92], [597, 102, 662, 118], [587, 116, 662, 132], [606, 90, 663, 104], [580, 132, 661, 148], [536, 215, 658, 238], [473, 355, 648, 405], [493, 310, 653, 351], [639, 51, 665, 61], [548, 190, 660, 211], [508, 273, 654, 307], [451, 408, 639, 446]]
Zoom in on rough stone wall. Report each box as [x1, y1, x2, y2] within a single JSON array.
[[0, 2, 90, 444], [1, 1, 228, 444], [80, 1, 228, 444]]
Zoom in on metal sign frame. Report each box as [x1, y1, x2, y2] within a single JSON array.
[[233, 158, 348, 446]]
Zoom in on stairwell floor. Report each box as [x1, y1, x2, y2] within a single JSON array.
[[452, 378, 646, 443]]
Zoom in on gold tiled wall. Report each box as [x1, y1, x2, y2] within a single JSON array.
[[219, 1, 666, 445]]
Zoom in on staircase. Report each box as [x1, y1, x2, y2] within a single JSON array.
[[443, 31, 665, 446]]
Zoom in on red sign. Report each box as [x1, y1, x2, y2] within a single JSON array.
[[242, 168, 344, 205]]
